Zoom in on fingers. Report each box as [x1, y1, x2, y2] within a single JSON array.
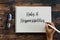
[[45, 24, 49, 31], [45, 22, 55, 33], [46, 22, 55, 27]]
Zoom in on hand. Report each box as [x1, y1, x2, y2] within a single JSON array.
[[45, 22, 55, 40]]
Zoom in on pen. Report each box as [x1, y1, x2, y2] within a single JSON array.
[[48, 24, 60, 33], [8, 13, 12, 21], [7, 13, 12, 29], [7, 23, 11, 29]]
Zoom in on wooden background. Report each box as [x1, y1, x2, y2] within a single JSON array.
[[0, 0, 60, 40]]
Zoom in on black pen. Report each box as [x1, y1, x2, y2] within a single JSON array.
[[7, 13, 12, 29]]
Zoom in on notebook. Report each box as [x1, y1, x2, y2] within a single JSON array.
[[15, 6, 51, 33]]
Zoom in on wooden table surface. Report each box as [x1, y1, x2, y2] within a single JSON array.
[[0, 0, 60, 40]]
